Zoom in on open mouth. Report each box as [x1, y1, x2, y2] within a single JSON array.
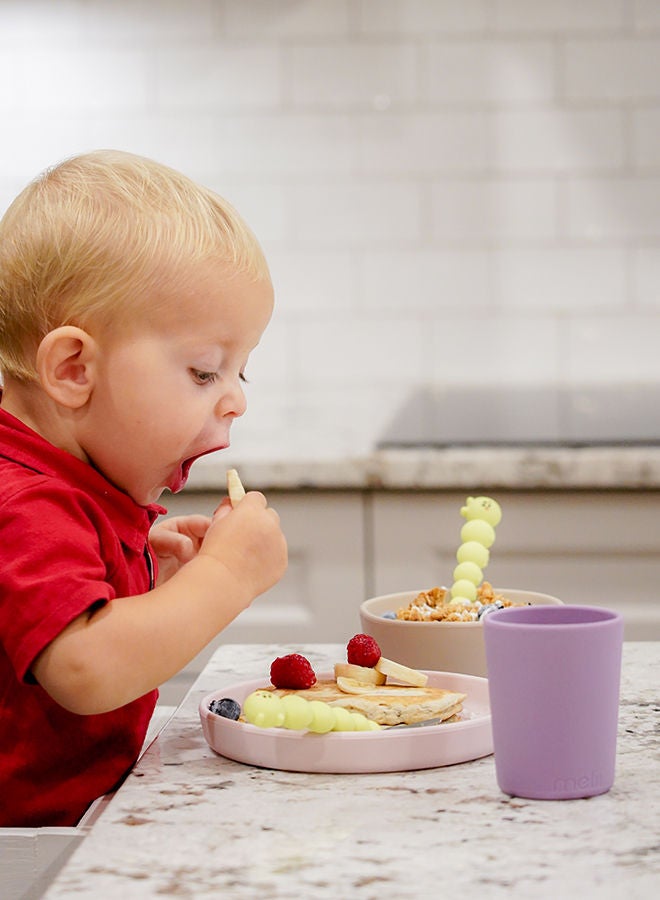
[[171, 445, 227, 493]]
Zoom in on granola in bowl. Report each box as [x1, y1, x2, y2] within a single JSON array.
[[395, 582, 521, 623]]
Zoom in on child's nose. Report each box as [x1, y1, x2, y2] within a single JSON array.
[[216, 378, 247, 419]]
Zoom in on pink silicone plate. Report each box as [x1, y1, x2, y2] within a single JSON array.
[[199, 670, 492, 774]]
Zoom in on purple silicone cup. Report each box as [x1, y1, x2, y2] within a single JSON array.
[[484, 605, 624, 800]]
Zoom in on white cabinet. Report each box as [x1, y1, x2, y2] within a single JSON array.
[[369, 491, 660, 640]]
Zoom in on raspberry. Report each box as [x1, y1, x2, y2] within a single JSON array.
[[270, 653, 317, 689], [346, 633, 381, 667]]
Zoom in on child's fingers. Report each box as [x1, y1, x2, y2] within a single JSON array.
[[213, 498, 232, 519]]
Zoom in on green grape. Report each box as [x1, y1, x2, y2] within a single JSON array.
[[450, 579, 477, 602], [448, 596, 474, 607], [456, 541, 489, 568], [453, 560, 483, 586], [331, 706, 357, 731], [460, 519, 496, 548], [243, 691, 286, 728], [281, 694, 314, 730], [461, 496, 502, 527], [448, 496, 502, 605], [351, 712, 381, 731], [306, 700, 337, 733], [243, 690, 381, 733]]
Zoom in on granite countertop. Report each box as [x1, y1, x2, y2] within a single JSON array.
[[45, 643, 659, 899], [184, 446, 660, 492]]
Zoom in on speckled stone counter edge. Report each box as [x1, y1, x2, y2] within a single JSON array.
[[184, 446, 660, 491]]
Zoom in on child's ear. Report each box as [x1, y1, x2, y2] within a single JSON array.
[[36, 326, 98, 409]]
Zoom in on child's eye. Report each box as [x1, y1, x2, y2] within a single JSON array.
[[190, 369, 217, 385]]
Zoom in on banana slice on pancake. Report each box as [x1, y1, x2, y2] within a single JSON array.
[[375, 657, 428, 687], [336, 676, 382, 694], [334, 663, 386, 685]]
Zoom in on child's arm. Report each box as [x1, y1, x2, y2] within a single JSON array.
[[31, 491, 287, 715]]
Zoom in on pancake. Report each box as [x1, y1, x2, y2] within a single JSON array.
[[268, 680, 466, 726]]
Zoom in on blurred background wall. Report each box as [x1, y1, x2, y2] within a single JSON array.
[[0, 0, 658, 461]]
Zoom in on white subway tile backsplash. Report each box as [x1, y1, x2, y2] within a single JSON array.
[[633, 249, 660, 307], [430, 179, 558, 241], [222, 382, 410, 460], [215, 386, 297, 460], [208, 183, 292, 243], [565, 315, 660, 383], [494, 248, 627, 310], [226, 380, 418, 460], [70, 114, 353, 179], [425, 40, 556, 105], [0, 178, 25, 217], [221, 0, 350, 37], [289, 182, 422, 244], [80, 0, 216, 41], [565, 39, 660, 102], [632, 108, 660, 167], [0, 0, 658, 459], [0, 0, 86, 42], [567, 177, 660, 240], [360, 249, 494, 310], [202, 115, 355, 176], [297, 317, 426, 387], [633, 0, 660, 29], [0, 54, 19, 112], [82, 115, 243, 178], [155, 46, 282, 110], [239, 319, 292, 388], [491, 109, 625, 172], [492, 0, 625, 33], [288, 384, 408, 457], [267, 250, 355, 313], [357, 112, 490, 173], [358, 0, 490, 35], [1, 49, 151, 112], [289, 42, 418, 108], [0, 117, 96, 178], [429, 315, 561, 385]]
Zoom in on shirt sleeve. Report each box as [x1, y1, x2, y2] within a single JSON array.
[[0, 479, 118, 681]]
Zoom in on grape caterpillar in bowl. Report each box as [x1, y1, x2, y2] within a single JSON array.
[[448, 496, 502, 607]]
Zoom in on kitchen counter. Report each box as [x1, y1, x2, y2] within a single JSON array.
[[185, 446, 660, 492], [45, 642, 658, 899]]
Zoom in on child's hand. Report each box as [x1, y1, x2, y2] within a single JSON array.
[[199, 491, 287, 600], [150, 515, 212, 584]]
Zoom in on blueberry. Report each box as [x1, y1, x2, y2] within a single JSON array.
[[208, 697, 241, 720], [477, 604, 499, 620], [381, 611, 397, 619]]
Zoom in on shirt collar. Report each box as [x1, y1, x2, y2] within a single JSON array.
[[0, 406, 166, 551]]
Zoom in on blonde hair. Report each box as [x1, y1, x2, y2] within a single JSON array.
[[0, 149, 270, 382]]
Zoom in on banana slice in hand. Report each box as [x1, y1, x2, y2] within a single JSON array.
[[375, 657, 428, 687], [334, 663, 386, 685], [226, 468, 246, 508]]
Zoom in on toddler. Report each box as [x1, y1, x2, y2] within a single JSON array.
[[0, 150, 288, 825]]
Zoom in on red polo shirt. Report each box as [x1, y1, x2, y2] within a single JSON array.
[[0, 407, 163, 826]]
